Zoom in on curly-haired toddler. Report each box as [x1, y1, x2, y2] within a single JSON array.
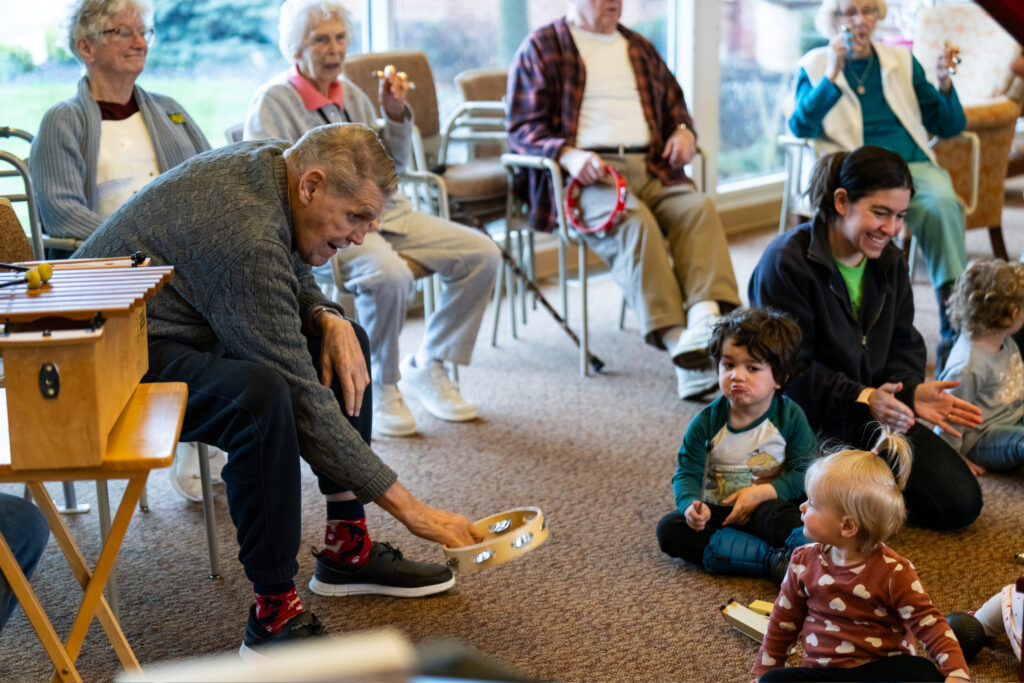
[[936, 258, 1024, 475]]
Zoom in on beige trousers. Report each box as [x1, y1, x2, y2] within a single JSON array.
[[573, 153, 740, 347]]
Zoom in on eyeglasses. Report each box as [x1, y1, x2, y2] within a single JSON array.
[[835, 6, 880, 20], [309, 32, 349, 49], [98, 25, 155, 42]]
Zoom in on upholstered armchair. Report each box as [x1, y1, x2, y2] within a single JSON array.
[[914, 4, 1023, 259]]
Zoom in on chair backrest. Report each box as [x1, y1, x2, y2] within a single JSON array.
[[0, 198, 34, 263], [914, 5, 1022, 103], [343, 51, 440, 167], [455, 68, 507, 102], [454, 68, 508, 160]]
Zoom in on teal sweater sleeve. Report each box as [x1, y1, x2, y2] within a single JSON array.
[[789, 67, 841, 138], [911, 56, 965, 139], [767, 395, 816, 502], [671, 397, 727, 513]]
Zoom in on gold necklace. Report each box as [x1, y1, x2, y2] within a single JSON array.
[[845, 49, 874, 95]]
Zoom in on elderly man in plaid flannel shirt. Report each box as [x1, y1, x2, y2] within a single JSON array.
[[507, 0, 741, 400]]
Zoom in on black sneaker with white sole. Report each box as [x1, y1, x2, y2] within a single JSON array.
[[308, 541, 455, 598], [239, 605, 328, 659]]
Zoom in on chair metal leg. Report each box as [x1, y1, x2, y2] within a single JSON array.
[[503, 230, 517, 340], [618, 297, 628, 330], [558, 240, 568, 318], [578, 241, 588, 377], [138, 484, 149, 513], [489, 259, 503, 346], [515, 229, 527, 324], [57, 482, 89, 515], [95, 481, 120, 621], [526, 230, 537, 311], [196, 443, 221, 579]]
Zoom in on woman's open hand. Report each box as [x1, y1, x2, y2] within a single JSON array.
[[914, 380, 982, 438]]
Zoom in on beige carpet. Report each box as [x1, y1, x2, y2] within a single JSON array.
[[2, 187, 1023, 682]]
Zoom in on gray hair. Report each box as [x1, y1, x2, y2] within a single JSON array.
[[284, 123, 398, 200], [65, 0, 153, 60], [278, 0, 354, 62], [815, 0, 888, 38]]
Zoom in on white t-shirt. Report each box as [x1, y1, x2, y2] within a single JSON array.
[[568, 22, 650, 150], [96, 112, 160, 220]]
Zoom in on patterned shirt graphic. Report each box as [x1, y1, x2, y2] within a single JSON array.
[[672, 394, 814, 512], [753, 543, 969, 679], [937, 335, 1024, 456]]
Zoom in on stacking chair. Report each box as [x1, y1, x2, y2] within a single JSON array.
[[914, 4, 1022, 260], [502, 144, 707, 377]]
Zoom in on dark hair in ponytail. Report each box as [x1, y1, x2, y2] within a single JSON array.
[[807, 146, 914, 224]]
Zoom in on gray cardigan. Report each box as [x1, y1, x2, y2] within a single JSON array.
[[29, 76, 211, 241], [244, 71, 415, 223], [74, 140, 397, 503]]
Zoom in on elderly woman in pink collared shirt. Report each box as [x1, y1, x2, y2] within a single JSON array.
[[244, 0, 499, 440]]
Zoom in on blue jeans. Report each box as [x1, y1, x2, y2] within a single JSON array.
[[0, 493, 49, 631], [969, 423, 1024, 471]]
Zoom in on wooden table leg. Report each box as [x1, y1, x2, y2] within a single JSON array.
[[0, 532, 81, 682], [28, 480, 141, 676]]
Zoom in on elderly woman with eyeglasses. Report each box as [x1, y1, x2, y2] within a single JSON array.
[[789, 0, 966, 369], [30, 0, 216, 503], [30, 0, 209, 243], [245, 0, 499, 440]]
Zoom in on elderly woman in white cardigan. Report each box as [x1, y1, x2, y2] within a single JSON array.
[[29, 0, 217, 502], [788, 0, 966, 368], [244, 0, 499, 439]]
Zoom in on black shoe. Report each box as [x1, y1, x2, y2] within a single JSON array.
[[766, 547, 792, 585], [239, 605, 328, 659], [946, 611, 987, 661], [308, 541, 455, 598]]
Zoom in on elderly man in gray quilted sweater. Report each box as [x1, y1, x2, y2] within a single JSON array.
[[75, 123, 479, 656]]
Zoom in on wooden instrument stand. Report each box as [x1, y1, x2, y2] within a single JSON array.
[[0, 257, 183, 680], [0, 382, 186, 682]]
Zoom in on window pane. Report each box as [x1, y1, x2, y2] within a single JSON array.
[[392, 0, 669, 126], [718, 0, 821, 184]]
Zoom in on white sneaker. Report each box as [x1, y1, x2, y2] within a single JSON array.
[[670, 315, 719, 369], [676, 366, 719, 401], [373, 383, 417, 437], [398, 355, 477, 422], [169, 443, 227, 503]]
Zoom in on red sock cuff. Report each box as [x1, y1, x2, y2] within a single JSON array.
[[254, 587, 304, 634], [324, 517, 371, 566]]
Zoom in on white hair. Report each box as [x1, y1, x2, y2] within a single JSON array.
[[815, 0, 888, 38], [65, 0, 153, 60], [277, 0, 354, 62]]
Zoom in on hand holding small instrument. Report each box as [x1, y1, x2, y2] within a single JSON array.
[[943, 40, 962, 75], [373, 64, 416, 91], [694, 438, 714, 514]]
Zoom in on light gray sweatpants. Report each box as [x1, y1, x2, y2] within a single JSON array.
[[326, 205, 500, 386]]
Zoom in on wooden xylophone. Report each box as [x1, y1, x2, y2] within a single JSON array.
[[0, 256, 173, 470]]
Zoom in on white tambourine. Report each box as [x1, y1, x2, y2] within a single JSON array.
[[443, 507, 548, 574]]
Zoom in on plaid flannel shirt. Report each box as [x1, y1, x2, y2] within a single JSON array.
[[506, 17, 695, 233]]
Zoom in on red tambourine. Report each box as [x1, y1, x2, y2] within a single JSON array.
[[564, 165, 627, 235]]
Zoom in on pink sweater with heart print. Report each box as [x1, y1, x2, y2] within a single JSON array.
[[752, 543, 969, 679]]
